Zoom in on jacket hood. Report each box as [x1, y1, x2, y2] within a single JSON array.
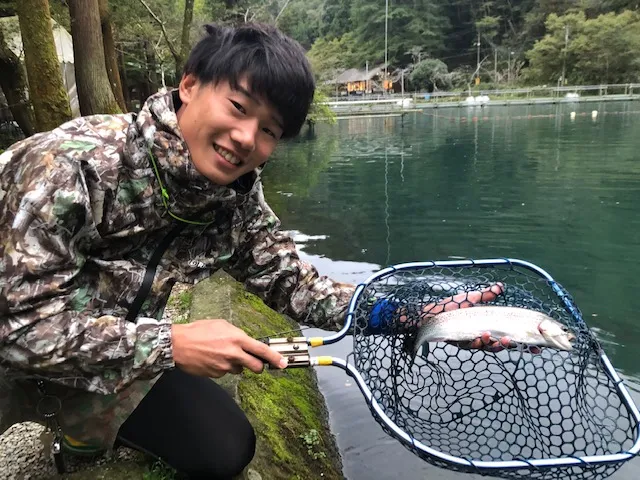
[[125, 89, 259, 224]]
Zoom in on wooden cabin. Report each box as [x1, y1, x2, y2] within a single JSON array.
[[326, 65, 393, 96]]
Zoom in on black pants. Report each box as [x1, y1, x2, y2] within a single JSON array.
[[116, 368, 256, 479]]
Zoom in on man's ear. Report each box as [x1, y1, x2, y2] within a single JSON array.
[[179, 74, 199, 105]]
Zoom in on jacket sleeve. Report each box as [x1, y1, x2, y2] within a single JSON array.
[[224, 183, 356, 331], [0, 140, 174, 395]]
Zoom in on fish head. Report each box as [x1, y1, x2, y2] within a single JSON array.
[[537, 319, 575, 351]]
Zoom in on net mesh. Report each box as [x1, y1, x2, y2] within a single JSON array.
[[351, 262, 638, 479]]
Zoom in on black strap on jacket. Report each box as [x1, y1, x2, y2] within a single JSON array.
[[126, 223, 186, 322]]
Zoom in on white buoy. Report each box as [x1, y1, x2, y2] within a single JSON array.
[[592, 110, 598, 120], [570, 112, 576, 121]]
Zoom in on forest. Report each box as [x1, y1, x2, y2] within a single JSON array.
[[0, 0, 639, 138], [297, 0, 640, 89]]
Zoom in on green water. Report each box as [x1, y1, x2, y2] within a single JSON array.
[[262, 102, 640, 479]]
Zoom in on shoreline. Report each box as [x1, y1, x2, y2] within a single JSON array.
[[329, 95, 640, 118]]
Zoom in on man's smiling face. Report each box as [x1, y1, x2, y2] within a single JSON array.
[[176, 74, 284, 185]]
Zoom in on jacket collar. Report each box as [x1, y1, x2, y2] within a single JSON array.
[[125, 89, 259, 222]]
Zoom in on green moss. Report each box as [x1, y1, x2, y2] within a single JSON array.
[[189, 272, 343, 479], [239, 368, 339, 478], [233, 290, 295, 338], [231, 289, 339, 478], [16, 1, 72, 131], [166, 285, 193, 324], [177, 289, 193, 314]]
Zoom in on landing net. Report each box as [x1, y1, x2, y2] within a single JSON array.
[[351, 261, 638, 479]]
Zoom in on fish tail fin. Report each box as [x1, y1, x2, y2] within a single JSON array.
[[420, 342, 431, 362], [408, 342, 430, 370]]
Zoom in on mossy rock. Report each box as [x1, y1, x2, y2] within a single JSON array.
[[189, 270, 344, 480]]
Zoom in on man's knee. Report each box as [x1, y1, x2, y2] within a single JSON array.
[[223, 418, 256, 477], [184, 416, 256, 479]]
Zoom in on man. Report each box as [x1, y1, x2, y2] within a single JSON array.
[[0, 23, 506, 479]]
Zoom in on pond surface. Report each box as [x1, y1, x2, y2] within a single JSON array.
[[262, 102, 640, 479]]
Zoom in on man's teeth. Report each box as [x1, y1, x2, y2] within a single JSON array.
[[214, 145, 241, 165]]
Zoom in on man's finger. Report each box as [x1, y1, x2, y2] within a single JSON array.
[[464, 282, 504, 305], [208, 369, 227, 379], [468, 338, 482, 349], [236, 353, 264, 374], [421, 282, 505, 318], [242, 337, 288, 370]]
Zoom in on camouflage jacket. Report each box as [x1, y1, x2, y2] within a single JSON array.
[[0, 89, 355, 397]]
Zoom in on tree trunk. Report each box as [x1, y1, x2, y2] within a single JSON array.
[[176, 0, 195, 80], [68, 0, 121, 115], [144, 39, 159, 95], [0, 26, 36, 137], [98, 0, 126, 111], [16, 0, 72, 132], [117, 48, 131, 109], [137, 40, 151, 103]]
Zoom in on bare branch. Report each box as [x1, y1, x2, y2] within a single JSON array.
[[275, 0, 291, 24], [137, 0, 180, 62]]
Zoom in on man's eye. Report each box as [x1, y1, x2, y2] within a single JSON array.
[[262, 127, 277, 139], [231, 100, 246, 114]]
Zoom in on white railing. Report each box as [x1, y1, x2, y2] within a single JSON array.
[[324, 84, 640, 104]]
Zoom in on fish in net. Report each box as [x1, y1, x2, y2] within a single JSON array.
[[350, 260, 638, 479]]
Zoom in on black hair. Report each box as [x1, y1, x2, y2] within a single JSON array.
[[183, 23, 315, 139]]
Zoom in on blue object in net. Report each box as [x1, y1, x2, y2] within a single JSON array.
[[367, 299, 398, 334]]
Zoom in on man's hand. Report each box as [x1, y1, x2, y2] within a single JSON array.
[[418, 282, 515, 352], [171, 319, 288, 378]]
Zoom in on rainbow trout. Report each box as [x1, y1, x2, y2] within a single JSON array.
[[411, 306, 575, 359]]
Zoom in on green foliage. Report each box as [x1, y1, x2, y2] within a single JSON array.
[[276, 0, 323, 49], [306, 89, 336, 126], [18, 0, 640, 117], [409, 58, 452, 92], [320, 0, 353, 39], [306, 33, 358, 81], [475, 14, 501, 43], [348, 0, 450, 66], [449, 65, 476, 89], [526, 10, 640, 84], [300, 429, 327, 460]]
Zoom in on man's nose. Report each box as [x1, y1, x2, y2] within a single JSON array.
[[230, 119, 257, 153]]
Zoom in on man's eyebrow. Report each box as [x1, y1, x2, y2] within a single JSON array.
[[235, 85, 284, 131], [236, 85, 259, 104]]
